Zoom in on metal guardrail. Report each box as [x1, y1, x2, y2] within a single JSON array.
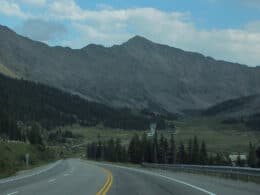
[[142, 163, 260, 179]]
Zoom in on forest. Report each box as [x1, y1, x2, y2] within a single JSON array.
[[87, 134, 260, 167], [0, 74, 164, 142]]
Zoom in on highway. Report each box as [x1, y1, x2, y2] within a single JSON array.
[[0, 159, 259, 195]]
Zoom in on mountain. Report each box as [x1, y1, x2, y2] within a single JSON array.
[[0, 73, 152, 141], [1, 25, 260, 113], [0, 63, 17, 78], [201, 94, 260, 131], [202, 94, 260, 117]]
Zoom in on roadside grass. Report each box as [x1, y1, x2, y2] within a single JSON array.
[[0, 141, 59, 179]]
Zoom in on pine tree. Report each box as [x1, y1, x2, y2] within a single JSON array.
[[168, 134, 176, 164], [96, 134, 102, 160], [107, 138, 115, 162], [192, 136, 199, 164], [177, 141, 186, 164], [187, 138, 192, 164], [115, 138, 122, 162], [152, 132, 158, 163], [28, 122, 43, 145], [248, 142, 256, 167], [128, 134, 142, 163], [163, 136, 169, 163], [256, 147, 260, 167], [236, 153, 242, 167], [141, 133, 148, 162], [199, 140, 208, 165], [158, 134, 165, 163]]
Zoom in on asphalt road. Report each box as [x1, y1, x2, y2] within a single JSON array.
[[1, 159, 259, 195], [0, 159, 107, 195]]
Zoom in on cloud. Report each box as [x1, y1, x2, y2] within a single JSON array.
[[21, 0, 46, 7], [19, 19, 67, 41], [48, 0, 86, 20], [47, 1, 260, 65], [0, 0, 29, 18], [245, 21, 260, 32], [1, 0, 259, 66]]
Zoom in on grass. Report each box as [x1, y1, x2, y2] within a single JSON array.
[[64, 116, 260, 154], [0, 141, 59, 178], [0, 63, 17, 78], [62, 125, 144, 145], [171, 117, 260, 153]]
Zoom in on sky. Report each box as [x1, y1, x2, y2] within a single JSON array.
[[0, 0, 260, 66]]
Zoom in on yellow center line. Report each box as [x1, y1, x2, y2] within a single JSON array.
[[96, 167, 113, 195]]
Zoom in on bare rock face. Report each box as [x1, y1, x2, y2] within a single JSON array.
[[1, 25, 260, 113]]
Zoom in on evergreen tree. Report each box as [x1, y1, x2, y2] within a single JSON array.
[[192, 136, 199, 164], [141, 133, 148, 162], [152, 132, 158, 163], [115, 138, 122, 162], [256, 147, 260, 167], [168, 134, 176, 164], [236, 154, 242, 167], [177, 141, 186, 164], [163, 135, 169, 163], [187, 138, 192, 164], [128, 134, 142, 163], [248, 142, 256, 167], [107, 138, 115, 161], [199, 140, 208, 165], [96, 134, 102, 160], [158, 134, 165, 163], [28, 122, 43, 145]]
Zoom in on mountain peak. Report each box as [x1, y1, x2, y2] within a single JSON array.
[[123, 35, 153, 46], [0, 25, 14, 34]]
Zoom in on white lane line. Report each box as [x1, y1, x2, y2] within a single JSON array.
[[0, 160, 62, 184], [98, 163, 216, 195], [48, 179, 56, 183], [63, 173, 70, 177], [6, 191, 18, 195]]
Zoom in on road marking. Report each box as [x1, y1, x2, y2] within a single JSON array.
[[7, 191, 18, 195], [48, 179, 56, 183], [98, 163, 216, 195], [63, 173, 70, 176], [96, 167, 113, 195]]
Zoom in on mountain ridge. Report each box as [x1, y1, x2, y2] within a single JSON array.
[[202, 94, 260, 117], [0, 24, 260, 113]]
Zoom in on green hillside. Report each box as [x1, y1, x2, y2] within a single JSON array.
[[0, 63, 17, 78]]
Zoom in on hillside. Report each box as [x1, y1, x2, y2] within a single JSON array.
[[203, 94, 260, 117], [0, 73, 154, 141], [0, 63, 17, 78], [1, 25, 260, 113], [202, 95, 260, 131]]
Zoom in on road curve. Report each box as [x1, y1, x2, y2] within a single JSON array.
[[0, 159, 107, 195], [1, 159, 260, 195], [96, 162, 260, 195]]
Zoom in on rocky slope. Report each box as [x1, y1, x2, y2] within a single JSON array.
[[1, 24, 260, 113]]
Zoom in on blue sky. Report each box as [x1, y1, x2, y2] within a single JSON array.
[[0, 0, 260, 66]]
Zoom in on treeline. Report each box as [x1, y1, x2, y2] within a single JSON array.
[[87, 134, 218, 165], [245, 113, 260, 131], [87, 134, 260, 167], [0, 74, 160, 141], [221, 114, 260, 132]]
